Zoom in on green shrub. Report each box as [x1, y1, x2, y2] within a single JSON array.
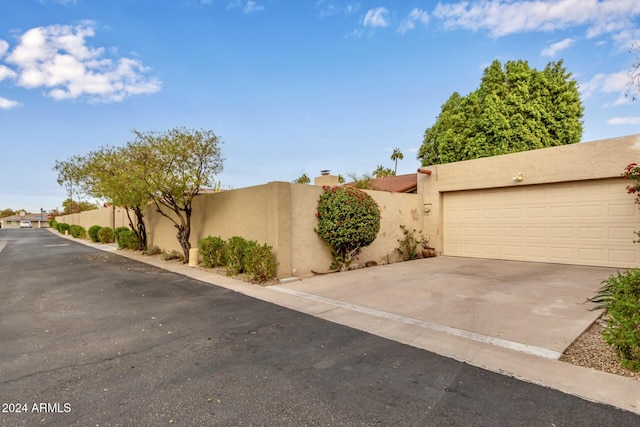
[[57, 223, 70, 234], [592, 269, 640, 371], [162, 249, 184, 262], [226, 236, 257, 275], [244, 243, 277, 283], [199, 236, 227, 268], [114, 227, 129, 241], [396, 225, 429, 261], [49, 219, 57, 228], [68, 225, 86, 239], [97, 227, 115, 243], [115, 228, 138, 249], [315, 186, 381, 271], [142, 245, 162, 256], [88, 225, 102, 242]]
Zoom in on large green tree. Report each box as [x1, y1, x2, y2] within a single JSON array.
[[417, 59, 584, 166]]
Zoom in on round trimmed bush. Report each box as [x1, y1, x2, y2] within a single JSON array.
[[116, 228, 138, 249], [57, 222, 70, 234], [97, 226, 115, 243], [315, 186, 380, 271], [88, 225, 102, 242], [69, 225, 86, 239]]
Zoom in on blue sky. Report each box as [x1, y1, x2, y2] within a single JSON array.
[[1, 0, 639, 213]]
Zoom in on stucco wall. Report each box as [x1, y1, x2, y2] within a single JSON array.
[[55, 206, 135, 230], [418, 134, 640, 253], [143, 182, 424, 278]]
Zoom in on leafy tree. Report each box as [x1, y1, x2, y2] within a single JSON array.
[[347, 173, 375, 190], [131, 127, 224, 263], [54, 156, 87, 213], [391, 148, 404, 175], [82, 146, 151, 250], [293, 173, 311, 184], [0, 209, 18, 218], [61, 199, 98, 214], [418, 59, 584, 166], [373, 165, 394, 178]]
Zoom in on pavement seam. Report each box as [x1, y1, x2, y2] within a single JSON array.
[[270, 285, 563, 360]]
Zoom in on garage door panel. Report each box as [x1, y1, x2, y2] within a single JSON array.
[[443, 179, 640, 268], [609, 204, 636, 217]]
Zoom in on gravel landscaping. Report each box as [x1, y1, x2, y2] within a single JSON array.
[[561, 318, 638, 380]]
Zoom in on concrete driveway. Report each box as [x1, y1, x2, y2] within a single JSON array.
[[273, 256, 619, 359]]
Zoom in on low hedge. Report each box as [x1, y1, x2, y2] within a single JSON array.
[[88, 225, 102, 242], [97, 227, 115, 243], [68, 225, 86, 239]]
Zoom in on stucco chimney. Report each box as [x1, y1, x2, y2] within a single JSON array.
[[314, 171, 340, 186]]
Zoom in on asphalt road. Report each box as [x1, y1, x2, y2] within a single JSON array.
[[1, 229, 638, 426]]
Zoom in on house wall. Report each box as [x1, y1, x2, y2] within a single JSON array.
[[418, 134, 640, 255]]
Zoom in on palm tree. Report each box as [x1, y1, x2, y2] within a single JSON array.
[[373, 165, 393, 178], [391, 148, 404, 175]]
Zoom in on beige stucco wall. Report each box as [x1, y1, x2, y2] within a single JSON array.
[[419, 134, 640, 253], [55, 205, 135, 230], [142, 181, 423, 278]]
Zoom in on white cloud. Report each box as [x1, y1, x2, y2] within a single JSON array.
[[345, 29, 364, 39], [0, 97, 19, 109], [607, 116, 640, 125], [243, 1, 264, 13], [397, 8, 429, 35], [433, 0, 640, 39], [0, 40, 8, 57], [363, 7, 389, 28], [2, 23, 161, 103], [317, 1, 361, 17], [541, 37, 576, 56], [227, 0, 263, 13], [0, 65, 17, 81], [580, 70, 631, 105]]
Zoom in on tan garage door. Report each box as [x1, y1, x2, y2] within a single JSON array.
[[443, 179, 640, 268]]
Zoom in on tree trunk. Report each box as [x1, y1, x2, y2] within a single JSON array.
[[134, 209, 147, 251], [177, 225, 191, 264]]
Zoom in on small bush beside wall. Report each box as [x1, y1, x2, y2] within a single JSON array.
[[88, 225, 102, 242], [199, 236, 227, 268], [97, 227, 115, 244], [245, 243, 277, 283], [198, 235, 276, 283], [57, 223, 70, 234], [226, 236, 255, 275], [69, 225, 86, 239], [114, 227, 138, 249]]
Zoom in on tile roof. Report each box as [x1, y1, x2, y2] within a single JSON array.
[[370, 173, 417, 193]]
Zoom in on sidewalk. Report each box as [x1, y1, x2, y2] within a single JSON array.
[[52, 230, 640, 415]]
